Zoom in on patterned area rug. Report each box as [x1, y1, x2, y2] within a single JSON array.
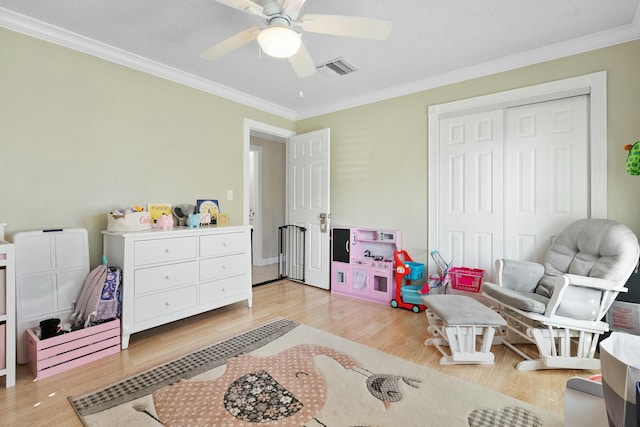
[[69, 318, 562, 426]]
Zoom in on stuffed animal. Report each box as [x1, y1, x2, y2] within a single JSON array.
[[173, 206, 187, 226], [156, 213, 173, 230], [187, 213, 201, 228], [625, 141, 640, 176]]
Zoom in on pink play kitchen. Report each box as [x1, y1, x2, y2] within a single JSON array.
[[330, 227, 401, 304]]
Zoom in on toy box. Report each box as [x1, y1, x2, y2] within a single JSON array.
[[107, 212, 151, 232], [25, 319, 120, 379]]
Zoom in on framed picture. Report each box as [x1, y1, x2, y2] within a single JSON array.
[[196, 199, 219, 225], [217, 213, 229, 226]]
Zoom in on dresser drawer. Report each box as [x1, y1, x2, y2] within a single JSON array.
[[134, 261, 198, 295], [199, 232, 246, 258], [134, 286, 197, 324], [200, 253, 247, 281], [199, 275, 246, 305], [134, 237, 197, 266]]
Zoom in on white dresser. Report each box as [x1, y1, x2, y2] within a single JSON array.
[[102, 226, 252, 349]]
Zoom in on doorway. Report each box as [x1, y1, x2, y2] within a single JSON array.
[[243, 120, 295, 286], [249, 136, 286, 285], [243, 120, 332, 289]]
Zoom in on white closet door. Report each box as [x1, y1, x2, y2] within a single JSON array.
[[436, 95, 589, 279], [437, 110, 504, 278], [504, 95, 589, 262]]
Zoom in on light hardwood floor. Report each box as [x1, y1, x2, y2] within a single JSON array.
[[1, 281, 596, 425], [252, 262, 279, 285]]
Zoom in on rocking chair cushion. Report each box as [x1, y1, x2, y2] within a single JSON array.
[[535, 219, 640, 298], [501, 259, 545, 293], [554, 284, 602, 320], [482, 282, 548, 314]]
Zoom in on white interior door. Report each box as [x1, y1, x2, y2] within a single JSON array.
[[504, 95, 589, 262], [287, 128, 331, 289]]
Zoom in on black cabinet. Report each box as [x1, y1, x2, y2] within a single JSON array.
[[332, 228, 350, 263]]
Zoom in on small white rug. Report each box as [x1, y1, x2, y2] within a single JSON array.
[[69, 318, 562, 426]]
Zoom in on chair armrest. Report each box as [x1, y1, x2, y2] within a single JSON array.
[[563, 274, 628, 293], [496, 259, 545, 292], [545, 274, 628, 318]]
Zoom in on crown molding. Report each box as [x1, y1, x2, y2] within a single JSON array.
[[0, 7, 297, 121], [295, 14, 640, 119], [1, 6, 638, 122]]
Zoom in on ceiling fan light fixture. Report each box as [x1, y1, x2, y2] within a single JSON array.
[[257, 26, 301, 58]]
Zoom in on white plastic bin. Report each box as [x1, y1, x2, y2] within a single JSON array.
[[600, 332, 640, 427]]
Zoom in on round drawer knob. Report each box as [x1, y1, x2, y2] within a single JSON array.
[[165, 248, 170, 253], [222, 265, 226, 269], [165, 275, 170, 280], [165, 301, 170, 306]]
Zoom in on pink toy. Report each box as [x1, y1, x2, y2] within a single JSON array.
[[156, 213, 173, 230]]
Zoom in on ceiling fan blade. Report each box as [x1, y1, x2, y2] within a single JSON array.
[[215, 0, 266, 18], [288, 41, 316, 78], [301, 14, 392, 40], [199, 26, 260, 60], [279, 0, 306, 20]]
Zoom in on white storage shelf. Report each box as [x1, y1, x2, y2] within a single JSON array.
[[0, 239, 16, 387]]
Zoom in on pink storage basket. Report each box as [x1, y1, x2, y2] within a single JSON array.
[[449, 267, 484, 293]]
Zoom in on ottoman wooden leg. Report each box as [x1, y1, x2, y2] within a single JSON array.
[[424, 309, 498, 365]]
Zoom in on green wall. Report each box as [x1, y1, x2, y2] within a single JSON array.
[[0, 27, 293, 266], [297, 40, 640, 264], [1, 24, 639, 271]]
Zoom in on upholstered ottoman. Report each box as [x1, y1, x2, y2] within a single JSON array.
[[420, 294, 506, 365]]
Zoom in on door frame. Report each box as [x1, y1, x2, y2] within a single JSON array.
[[427, 71, 607, 271], [249, 144, 262, 265], [243, 119, 295, 227]]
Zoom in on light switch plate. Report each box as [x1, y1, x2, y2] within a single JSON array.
[[227, 190, 233, 201]]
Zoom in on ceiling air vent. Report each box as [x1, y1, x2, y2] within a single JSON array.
[[316, 57, 358, 78]]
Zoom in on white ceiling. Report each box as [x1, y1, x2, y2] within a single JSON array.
[[1, 0, 639, 120]]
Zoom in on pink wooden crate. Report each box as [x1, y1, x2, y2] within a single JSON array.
[[25, 319, 120, 380]]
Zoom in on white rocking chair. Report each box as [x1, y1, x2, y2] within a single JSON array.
[[482, 219, 639, 371]]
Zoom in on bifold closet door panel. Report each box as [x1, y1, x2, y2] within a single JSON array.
[[503, 95, 589, 263], [436, 109, 504, 280]]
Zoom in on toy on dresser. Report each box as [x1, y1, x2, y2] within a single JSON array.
[[187, 213, 201, 228], [156, 213, 173, 229]]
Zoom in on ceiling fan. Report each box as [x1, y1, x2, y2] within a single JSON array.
[[200, 0, 392, 78]]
